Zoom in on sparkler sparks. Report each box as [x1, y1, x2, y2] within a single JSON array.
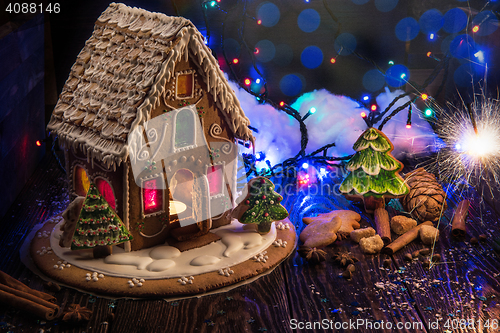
[[428, 95, 500, 195]]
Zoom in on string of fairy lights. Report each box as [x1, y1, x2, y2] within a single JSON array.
[[199, 0, 470, 182]]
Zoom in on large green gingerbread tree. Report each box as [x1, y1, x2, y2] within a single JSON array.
[[236, 177, 288, 234], [340, 128, 409, 212], [71, 183, 133, 251]]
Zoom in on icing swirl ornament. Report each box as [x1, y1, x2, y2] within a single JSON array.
[[232, 177, 288, 234], [340, 128, 409, 213]]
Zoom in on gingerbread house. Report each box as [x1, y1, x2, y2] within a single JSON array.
[[47, 3, 254, 251]]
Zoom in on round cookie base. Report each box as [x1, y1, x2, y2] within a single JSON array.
[[28, 218, 296, 299]]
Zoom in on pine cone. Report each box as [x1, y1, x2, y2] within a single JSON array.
[[400, 168, 447, 222]]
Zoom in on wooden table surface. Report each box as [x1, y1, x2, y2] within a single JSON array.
[[1, 153, 500, 333]]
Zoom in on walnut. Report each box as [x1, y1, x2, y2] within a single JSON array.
[[332, 251, 359, 267], [62, 304, 93, 322], [298, 246, 327, 264]]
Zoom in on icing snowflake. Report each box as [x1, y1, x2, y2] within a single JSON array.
[[178, 276, 194, 285], [53, 260, 70, 270], [218, 267, 234, 277], [276, 221, 291, 230], [128, 277, 145, 288], [273, 239, 287, 248], [252, 251, 268, 263]]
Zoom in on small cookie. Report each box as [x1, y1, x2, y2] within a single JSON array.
[[299, 216, 342, 248], [303, 210, 360, 225], [419, 225, 440, 245], [350, 227, 376, 243], [390, 215, 417, 235], [359, 235, 384, 254]]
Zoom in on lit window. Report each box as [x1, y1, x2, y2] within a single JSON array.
[[175, 109, 195, 149], [176, 73, 194, 98], [96, 178, 116, 211], [207, 165, 223, 196], [75, 166, 90, 196], [143, 178, 163, 215]]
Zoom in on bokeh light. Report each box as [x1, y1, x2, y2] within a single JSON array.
[[280, 74, 304, 96], [443, 8, 467, 33], [363, 69, 386, 92], [419, 9, 443, 34], [298, 9, 321, 33], [449, 34, 476, 59], [334, 33, 357, 55], [254, 40, 276, 63], [385, 64, 409, 87], [301, 46, 324, 69], [395, 17, 420, 41], [256, 2, 280, 27]]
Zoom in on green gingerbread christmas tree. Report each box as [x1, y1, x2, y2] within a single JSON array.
[[238, 177, 288, 234], [71, 183, 133, 251], [340, 128, 409, 211]]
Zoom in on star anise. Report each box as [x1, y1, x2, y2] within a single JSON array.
[[298, 246, 327, 264], [332, 251, 359, 267], [62, 304, 93, 322]]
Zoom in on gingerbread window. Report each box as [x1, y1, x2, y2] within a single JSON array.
[[174, 108, 196, 149], [176, 73, 194, 99], [96, 178, 116, 211], [142, 177, 164, 215], [207, 165, 224, 197], [74, 166, 90, 196]]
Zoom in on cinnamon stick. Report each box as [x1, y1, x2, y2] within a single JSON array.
[[452, 200, 469, 238], [0, 271, 55, 302], [0, 284, 59, 320], [382, 221, 433, 255], [374, 208, 391, 245]]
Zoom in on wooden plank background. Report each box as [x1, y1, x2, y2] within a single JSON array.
[[1, 154, 500, 333]]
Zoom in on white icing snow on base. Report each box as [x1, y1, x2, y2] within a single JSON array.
[[49, 220, 276, 279], [190, 255, 220, 266]]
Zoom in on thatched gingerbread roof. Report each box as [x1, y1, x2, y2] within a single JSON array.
[[47, 3, 253, 169]]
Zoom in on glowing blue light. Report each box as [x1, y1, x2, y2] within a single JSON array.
[[362, 95, 370, 101], [302, 162, 309, 169], [455, 143, 462, 151], [280, 74, 303, 96], [210, 1, 217, 7], [298, 9, 320, 33], [256, 97, 261, 101], [385, 64, 410, 87], [301, 46, 323, 69], [334, 33, 357, 56], [256, 78, 261, 84], [309, 107, 317, 114], [363, 69, 385, 91], [388, 60, 394, 65], [419, 9, 443, 34], [424, 109, 433, 117], [318, 167, 328, 180], [257, 2, 280, 27], [474, 50, 485, 63], [429, 33, 435, 40], [256, 152, 263, 160], [443, 8, 467, 33], [395, 17, 420, 41]]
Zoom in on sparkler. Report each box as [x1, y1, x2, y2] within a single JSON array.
[[427, 94, 500, 196]]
